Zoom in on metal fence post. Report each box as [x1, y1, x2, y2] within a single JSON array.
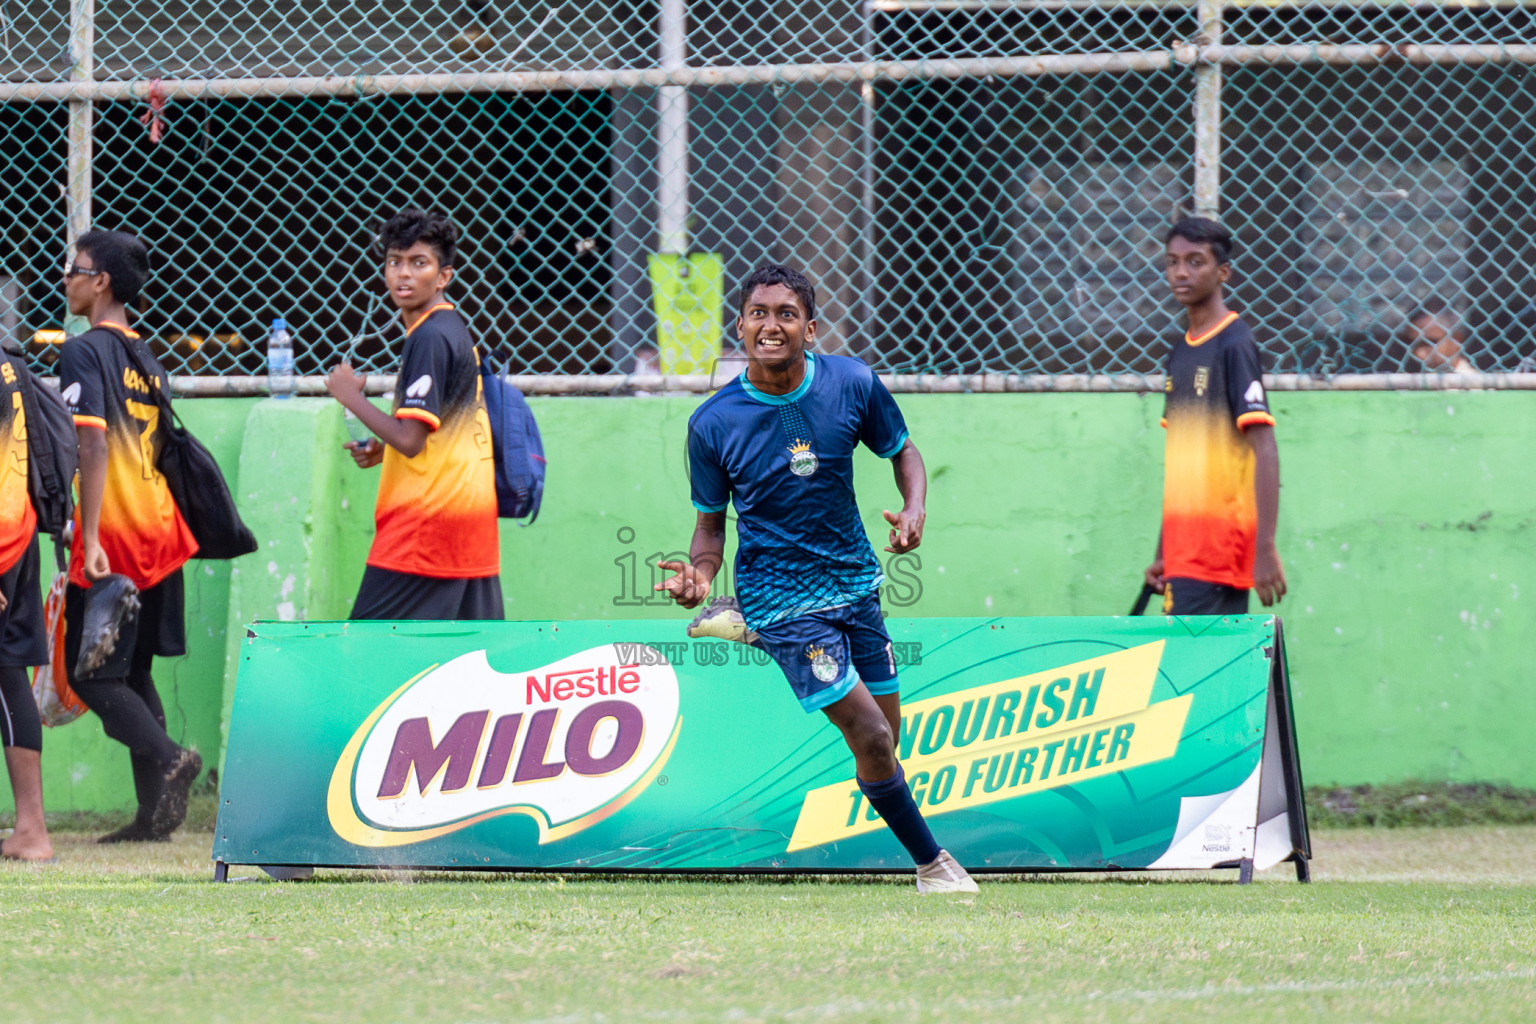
[[66, 0, 95, 256], [1193, 0, 1223, 219], [854, 0, 880, 362], [657, 0, 689, 255]]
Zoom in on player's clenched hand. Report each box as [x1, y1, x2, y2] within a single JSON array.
[[1144, 558, 1166, 594], [882, 507, 924, 554], [654, 560, 711, 609], [82, 540, 112, 583], [345, 438, 384, 468], [325, 362, 365, 402], [1252, 546, 1287, 607]]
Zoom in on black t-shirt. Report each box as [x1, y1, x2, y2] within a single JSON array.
[[1160, 312, 1274, 588], [60, 321, 197, 588], [371, 304, 498, 578]]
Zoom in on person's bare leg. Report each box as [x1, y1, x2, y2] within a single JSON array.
[[2, 746, 54, 861], [872, 692, 902, 750], [821, 684, 897, 781], [822, 683, 963, 884]]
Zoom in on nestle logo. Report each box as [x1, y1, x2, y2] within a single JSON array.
[[527, 665, 641, 704]]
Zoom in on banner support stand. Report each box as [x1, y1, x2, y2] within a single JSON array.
[[1270, 619, 1313, 883]]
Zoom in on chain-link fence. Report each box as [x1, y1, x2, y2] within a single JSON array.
[[4, 2, 1535, 386]]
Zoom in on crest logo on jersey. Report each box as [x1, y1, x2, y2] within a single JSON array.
[[787, 439, 818, 477], [1243, 380, 1265, 406], [61, 382, 82, 406], [807, 644, 840, 683], [406, 375, 433, 400], [1193, 367, 1209, 397]]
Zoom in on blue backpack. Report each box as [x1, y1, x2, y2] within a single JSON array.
[[480, 356, 546, 523]]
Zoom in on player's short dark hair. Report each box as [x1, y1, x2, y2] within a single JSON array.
[[75, 229, 150, 306], [378, 209, 459, 269], [738, 264, 817, 321], [1165, 217, 1233, 267]]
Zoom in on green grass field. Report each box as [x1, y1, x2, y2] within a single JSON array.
[[3, 826, 1534, 1023]]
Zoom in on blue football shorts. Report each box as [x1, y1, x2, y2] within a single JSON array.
[[753, 592, 899, 713]]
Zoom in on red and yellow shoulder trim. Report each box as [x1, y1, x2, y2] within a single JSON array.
[[1185, 311, 1239, 348], [1236, 411, 1276, 431], [405, 303, 455, 338], [73, 414, 107, 430], [1160, 417, 1168, 429], [395, 407, 442, 431], [96, 320, 141, 340]]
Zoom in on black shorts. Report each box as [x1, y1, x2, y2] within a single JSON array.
[[350, 566, 505, 621], [1163, 577, 1250, 616], [0, 531, 47, 668], [64, 568, 187, 682]]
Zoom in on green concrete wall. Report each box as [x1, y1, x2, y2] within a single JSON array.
[[7, 390, 1535, 816]]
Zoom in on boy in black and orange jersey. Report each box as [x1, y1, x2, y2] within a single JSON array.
[[325, 210, 502, 620], [0, 348, 54, 860], [59, 230, 203, 843], [1145, 218, 1286, 615]]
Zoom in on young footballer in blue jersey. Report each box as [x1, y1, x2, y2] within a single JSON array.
[[655, 264, 977, 894]]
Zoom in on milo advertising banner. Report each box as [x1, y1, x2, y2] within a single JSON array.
[[213, 617, 1310, 880]]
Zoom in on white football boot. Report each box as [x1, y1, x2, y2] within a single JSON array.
[[915, 849, 979, 894]]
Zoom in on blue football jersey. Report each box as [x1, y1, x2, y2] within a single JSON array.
[[687, 354, 910, 630]]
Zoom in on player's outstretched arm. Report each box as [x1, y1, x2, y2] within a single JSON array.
[[325, 362, 429, 459], [655, 511, 727, 609], [882, 439, 926, 554], [1247, 424, 1286, 607]]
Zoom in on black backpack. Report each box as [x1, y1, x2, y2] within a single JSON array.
[[116, 334, 258, 560], [1, 340, 78, 540]]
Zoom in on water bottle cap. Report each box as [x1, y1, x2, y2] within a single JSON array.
[[271, 318, 288, 332]]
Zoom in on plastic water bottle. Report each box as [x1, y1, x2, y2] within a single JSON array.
[[268, 318, 295, 399]]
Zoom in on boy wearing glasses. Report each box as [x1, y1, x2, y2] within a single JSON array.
[[59, 230, 203, 842]]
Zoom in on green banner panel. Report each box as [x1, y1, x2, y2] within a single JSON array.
[[213, 617, 1308, 876]]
